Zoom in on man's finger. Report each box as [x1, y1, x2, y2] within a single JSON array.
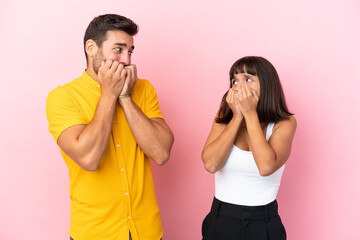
[[127, 67, 133, 82], [132, 64, 137, 80], [120, 66, 127, 81], [98, 61, 105, 73], [109, 61, 120, 73], [115, 63, 125, 79], [104, 59, 113, 70]]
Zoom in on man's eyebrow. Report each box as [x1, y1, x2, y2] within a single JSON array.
[[114, 43, 135, 50]]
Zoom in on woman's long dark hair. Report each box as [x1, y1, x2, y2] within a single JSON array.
[[216, 56, 293, 124]]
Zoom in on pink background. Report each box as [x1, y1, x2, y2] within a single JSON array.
[[1, 0, 360, 239]]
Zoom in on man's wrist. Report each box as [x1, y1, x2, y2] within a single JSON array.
[[100, 92, 118, 103], [119, 94, 131, 99], [118, 94, 132, 106]]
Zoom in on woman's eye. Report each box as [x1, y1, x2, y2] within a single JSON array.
[[246, 78, 252, 82], [115, 47, 122, 52], [232, 80, 238, 85]]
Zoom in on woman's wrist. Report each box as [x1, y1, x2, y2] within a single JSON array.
[[243, 110, 258, 120], [231, 113, 243, 124]]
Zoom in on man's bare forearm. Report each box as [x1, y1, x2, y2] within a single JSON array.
[[58, 94, 118, 171], [75, 95, 118, 169], [119, 97, 174, 165]]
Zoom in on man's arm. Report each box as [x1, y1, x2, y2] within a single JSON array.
[[120, 98, 174, 165], [119, 65, 174, 165], [57, 60, 126, 171]]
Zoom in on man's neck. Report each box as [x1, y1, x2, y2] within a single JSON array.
[[86, 67, 98, 82]]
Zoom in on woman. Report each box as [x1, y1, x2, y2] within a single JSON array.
[[201, 56, 296, 240]]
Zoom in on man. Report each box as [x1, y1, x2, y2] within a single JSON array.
[[46, 14, 174, 240]]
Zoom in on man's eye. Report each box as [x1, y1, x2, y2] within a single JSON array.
[[128, 51, 133, 56], [246, 78, 252, 82], [115, 47, 122, 52], [232, 80, 238, 85]]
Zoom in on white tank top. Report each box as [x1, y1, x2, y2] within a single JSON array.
[[215, 123, 285, 206]]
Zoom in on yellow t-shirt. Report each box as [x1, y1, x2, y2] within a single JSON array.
[[46, 71, 164, 240]]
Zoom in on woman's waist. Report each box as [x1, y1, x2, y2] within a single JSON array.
[[209, 196, 280, 220]]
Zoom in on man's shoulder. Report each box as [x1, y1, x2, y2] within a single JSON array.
[[47, 77, 81, 103], [135, 78, 156, 92], [136, 78, 150, 87], [133, 79, 157, 99]]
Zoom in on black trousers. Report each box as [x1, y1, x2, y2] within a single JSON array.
[[202, 197, 286, 240]]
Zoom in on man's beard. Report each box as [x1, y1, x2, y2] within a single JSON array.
[[92, 50, 105, 74]]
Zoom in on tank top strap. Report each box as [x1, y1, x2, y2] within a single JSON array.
[[266, 122, 275, 141]]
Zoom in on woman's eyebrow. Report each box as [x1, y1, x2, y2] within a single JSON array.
[[243, 74, 254, 78]]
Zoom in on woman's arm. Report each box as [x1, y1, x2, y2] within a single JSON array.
[[246, 113, 297, 176], [239, 84, 297, 176], [201, 89, 243, 173]]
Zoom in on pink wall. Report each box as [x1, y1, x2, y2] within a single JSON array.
[[1, 0, 360, 239]]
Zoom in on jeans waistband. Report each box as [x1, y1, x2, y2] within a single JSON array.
[[211, 197, 279, 221]]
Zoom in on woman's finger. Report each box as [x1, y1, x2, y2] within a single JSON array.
[[251, 88, 259, 101], [244, 84, 252, 97]]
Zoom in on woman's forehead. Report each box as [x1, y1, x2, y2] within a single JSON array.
[[233, 63, 257, 76], [234, 73, 255, 77]]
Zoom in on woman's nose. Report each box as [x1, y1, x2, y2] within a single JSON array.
[[233, 82, 245, 88]]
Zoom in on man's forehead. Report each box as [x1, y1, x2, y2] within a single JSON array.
[[105, 30, 134, 43]]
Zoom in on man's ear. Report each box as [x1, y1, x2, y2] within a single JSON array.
[[85, 39, 98, 59]]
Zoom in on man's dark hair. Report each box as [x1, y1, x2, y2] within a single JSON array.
[[216, 56, 293, 124], [83, 14, 139, 62]]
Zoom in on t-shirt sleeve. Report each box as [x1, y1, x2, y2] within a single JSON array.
[[46, 87, 88, 143], [144, 80, 164, 120]]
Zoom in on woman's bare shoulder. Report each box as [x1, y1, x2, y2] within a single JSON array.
[[273, 115, 297, 133]]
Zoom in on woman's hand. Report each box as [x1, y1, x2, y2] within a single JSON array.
[[237, 84, 259, 117], [226, 88, 243, 118]]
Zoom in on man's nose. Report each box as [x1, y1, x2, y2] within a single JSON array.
[[120, 53, 131, 66]]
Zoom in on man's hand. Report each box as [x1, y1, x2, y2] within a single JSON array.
[[97, 60, 127, 99], [118, 64, 137, 103], [57, 60, 127, 171]]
